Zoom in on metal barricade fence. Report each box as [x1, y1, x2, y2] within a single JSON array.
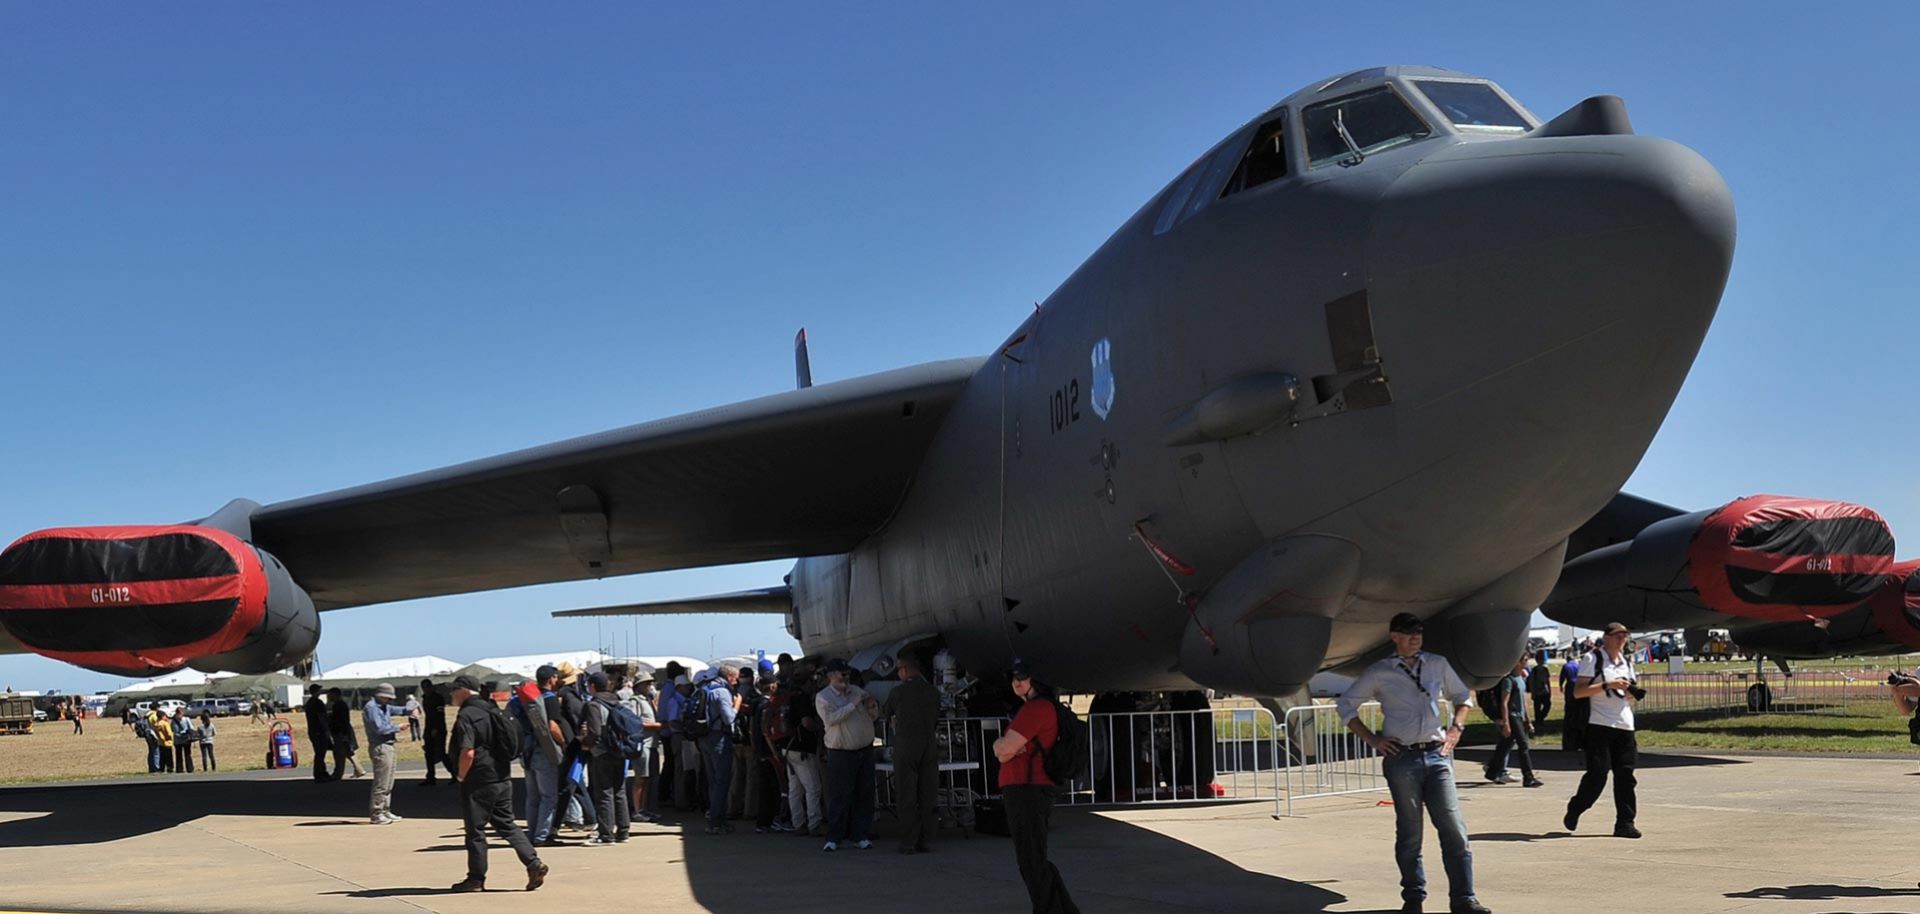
[[875, 706, 1288, 821], [1281, 701, 1389, 816], [1632, 670, 1884, 717]]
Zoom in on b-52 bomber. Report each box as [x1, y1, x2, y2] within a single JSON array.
[[2, 67, 1747, 710]]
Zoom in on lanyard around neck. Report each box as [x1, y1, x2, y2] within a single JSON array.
[[1396, 655, 1430, 696]]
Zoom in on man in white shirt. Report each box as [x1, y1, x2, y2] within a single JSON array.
[[1563, 621, 1641, 839], [1338, 613, 1491, 914]]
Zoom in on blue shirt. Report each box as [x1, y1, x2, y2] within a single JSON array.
[[701, 680, 738, 735], [363, 698, 402, 745], [661, 688, 685, 729]]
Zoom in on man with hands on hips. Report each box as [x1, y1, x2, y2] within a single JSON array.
[[1336, 612, 1491, 914]]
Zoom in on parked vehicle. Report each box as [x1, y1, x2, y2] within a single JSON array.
[[0, 695, 33, 734]]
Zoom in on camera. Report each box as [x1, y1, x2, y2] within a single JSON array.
[[1628, 686, 1648, 702], [1889, 672, 1918, 686]]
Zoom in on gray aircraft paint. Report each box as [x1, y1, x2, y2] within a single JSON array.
[[1, 67, 1739, 694]]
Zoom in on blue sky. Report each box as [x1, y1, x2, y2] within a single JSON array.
[[3, 4, 1915, 694]]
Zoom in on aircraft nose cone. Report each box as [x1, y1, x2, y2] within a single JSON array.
[[1356, 134, 1735, 551], [1369, 134, 1735, 390]]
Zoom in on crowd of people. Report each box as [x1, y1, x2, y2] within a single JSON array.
[[282, 652, 1074, 907]]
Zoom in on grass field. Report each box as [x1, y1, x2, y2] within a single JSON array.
[[0, 715, 438, 786]]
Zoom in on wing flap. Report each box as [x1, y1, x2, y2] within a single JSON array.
[[552, 586, 792, 618]]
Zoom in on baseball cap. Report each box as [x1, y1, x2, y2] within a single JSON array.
[[451, 674, 484, 693], [535, 664, 559, 683], [1604, 622, 1631, 635], [758, 658, 776, 674], [1388, 613, 1425, 634], [587, 671, 609, 691], [1009, 659, 1032, 680]]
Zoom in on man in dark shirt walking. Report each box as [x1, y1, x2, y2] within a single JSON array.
[[883, 653, 942, 854], [448, 675, 547, 893]]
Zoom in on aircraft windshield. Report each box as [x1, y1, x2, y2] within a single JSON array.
[[1302, 87, 1431, 168], [1414, 81, 1529, 132]]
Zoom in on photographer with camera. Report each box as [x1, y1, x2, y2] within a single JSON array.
[[1563, 622, 1645, 839]]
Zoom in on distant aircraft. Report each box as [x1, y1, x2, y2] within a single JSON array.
[[0, 67, 1739, 716]]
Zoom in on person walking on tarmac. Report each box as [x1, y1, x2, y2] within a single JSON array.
[[883, 653, 941, 854], [448, 674, 548, 893], [420, 678, 454, 786], [990, 660, 1080, 914], [303, 685, 336, 781], [1563, 622, 1643, 840], [1337, 613, 1491, 914], [327, 687, 367, 779]]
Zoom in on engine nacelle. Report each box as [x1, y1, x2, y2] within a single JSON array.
[[1867, 560, 1920, 652], [1545, 494, 1895, 630], [0, 525, 319, 677]]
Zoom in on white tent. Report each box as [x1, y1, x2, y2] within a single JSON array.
[[319, 655, 460, 681], [590, 655, 707, 678], [472, 650, 608, 681], [113, 668, 227, 695]]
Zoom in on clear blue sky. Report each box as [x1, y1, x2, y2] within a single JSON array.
[[3, 5, 1915, 694]]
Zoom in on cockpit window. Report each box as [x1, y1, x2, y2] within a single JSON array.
[[1220, 113, 1289, 198], [1302, 87, 1432, 168], [1415, 81, 1529, 131]]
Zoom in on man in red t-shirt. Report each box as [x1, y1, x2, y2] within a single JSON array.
[[991, 660, 1080, 914]]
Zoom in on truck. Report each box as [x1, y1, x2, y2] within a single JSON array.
[[0, 694, 34, 734]]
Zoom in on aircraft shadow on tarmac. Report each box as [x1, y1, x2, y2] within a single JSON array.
[[1725, 883, 1920, 901], [0, 773, 1353, 912]]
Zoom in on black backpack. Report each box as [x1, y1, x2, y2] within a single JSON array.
[[481, 702, 520, 765], [1039, 699, 1088, 789], [681, 686, 714, 739], [1476, 685, 1503, 720]]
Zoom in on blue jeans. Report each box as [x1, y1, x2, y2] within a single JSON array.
[[1382, 747, 1476, 905], [702, 734, 734, 829], [523, 750, 559, 844]]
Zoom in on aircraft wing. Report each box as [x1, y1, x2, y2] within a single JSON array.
[[1564, 491, 1686, 560], [246, 358, 985, 610], [551, 586, 792, 618]]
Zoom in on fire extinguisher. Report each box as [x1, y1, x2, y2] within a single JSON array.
[[268, 718, 297, 769]]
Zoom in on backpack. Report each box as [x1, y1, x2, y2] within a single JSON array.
[[482, 703, 520, 765], [764, 690, 792, 745], [601, 697, 649, 757], [681, 686, 714, 739], [1476, 686, 1503, 720], [1039, 699, 1089, 789]]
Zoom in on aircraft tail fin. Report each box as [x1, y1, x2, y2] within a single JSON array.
[[795, 328, 813, 389]]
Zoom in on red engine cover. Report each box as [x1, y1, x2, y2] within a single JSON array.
[[0, 525, 269, 675], [1868, 560, 1920, 651], [1687, 495, 1895, 622]]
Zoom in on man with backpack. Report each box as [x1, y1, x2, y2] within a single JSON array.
[[1482, 656, 1542, 788], [448, 674, 547, 893], [696, 666, 741, 834], [581, 672, 632, 845], [1336, 613, 1491, 914], [1527, 654, 1552, 722], [513, 665, 568, 846], [783, 664, 827, 836], [550, 664, 598, 836], [990, 659, 1081, 914], [1563, 622, 1643, 840]]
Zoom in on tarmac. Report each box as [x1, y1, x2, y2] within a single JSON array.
[[1, 748, 1917, 914]]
